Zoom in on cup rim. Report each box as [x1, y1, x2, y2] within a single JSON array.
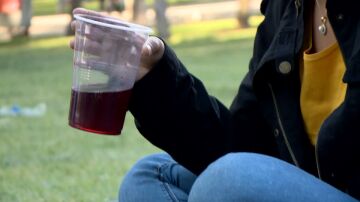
[[74, 14, 153, 34]]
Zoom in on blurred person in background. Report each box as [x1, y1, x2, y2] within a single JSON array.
[[154, 0, 169, 39], [0, 0, 20, 40], [69, 0, 360, 200]]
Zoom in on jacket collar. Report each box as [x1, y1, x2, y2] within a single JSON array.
[[254, 0, 304, 81]]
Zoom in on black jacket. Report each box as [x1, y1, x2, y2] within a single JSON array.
[[129, 0, 360, 199]]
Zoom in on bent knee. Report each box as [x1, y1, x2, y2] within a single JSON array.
[[119, 153, 174, 199], [208, 152, 292, 175], [189, 153, 295, 201], [120, 153, 174, 182]]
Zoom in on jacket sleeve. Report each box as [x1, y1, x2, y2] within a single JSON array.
[[129, 44, 232, 174], [129, 41, 278, 175], [128, 0, 284, 175]]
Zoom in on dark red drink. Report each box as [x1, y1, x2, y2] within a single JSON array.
[[69, 88, 132, 135]]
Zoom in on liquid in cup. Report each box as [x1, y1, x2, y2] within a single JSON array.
[[69, 84, 132, 135], [69, 14, 152, 135]]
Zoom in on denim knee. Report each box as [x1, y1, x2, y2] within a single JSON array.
[[119, 153, 174, 201], [118, 153, 196, 202], [188, 152, 297, 202], [121, 153, 174, 182], [188, 152, 358, 202]]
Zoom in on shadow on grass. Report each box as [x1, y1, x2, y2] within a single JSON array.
[[0, 35, 67, 48], [0, 36, 31, 47]]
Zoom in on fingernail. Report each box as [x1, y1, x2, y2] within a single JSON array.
[[146, 44, 152, 56]]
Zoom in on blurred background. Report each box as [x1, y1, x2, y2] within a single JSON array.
[[1, 0, 262, 201]]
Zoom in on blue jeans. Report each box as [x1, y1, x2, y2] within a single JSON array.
[[119, 153, 358, 202]]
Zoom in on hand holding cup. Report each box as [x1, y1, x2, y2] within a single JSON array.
[[68, 8, 163, 135], [69, 8, 165, 81]]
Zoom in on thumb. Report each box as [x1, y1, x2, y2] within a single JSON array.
[[137, 37, 165, 81], [142, 37, 164, 57]]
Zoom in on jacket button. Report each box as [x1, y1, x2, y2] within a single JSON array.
[[274, 128, 280, 137], [279, 61, 292, 74]]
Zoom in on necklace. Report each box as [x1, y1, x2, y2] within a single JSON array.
[[315, 0, 327, 35]]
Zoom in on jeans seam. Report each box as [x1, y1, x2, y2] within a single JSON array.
[[157, 162, 180, 202]]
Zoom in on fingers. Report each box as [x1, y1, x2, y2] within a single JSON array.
[[71, 8, 128, 43], [138, 36, 165, 80], [142, 37, 164, 57], [71, 8, 99, 32], [69, 7, 165, 82], [80, 40, 103, 55], [73, 7, 104, 17], [73, 7, 119, 21], [71, 21, 75, 31], [70, 7, 105, 38], [69, 39, 75, 49]]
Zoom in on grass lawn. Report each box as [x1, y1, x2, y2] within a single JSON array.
[[0, 18, 256, 201]]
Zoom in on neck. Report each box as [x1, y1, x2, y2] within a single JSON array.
[[316, 0, 326, 8], [311, 0, 337, 53], [315, 0, 327, 17]]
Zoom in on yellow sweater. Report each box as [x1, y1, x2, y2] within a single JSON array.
[[300, 43, 347, 145]]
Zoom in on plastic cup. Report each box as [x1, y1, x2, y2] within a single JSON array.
[[68, 14, 152, 135]]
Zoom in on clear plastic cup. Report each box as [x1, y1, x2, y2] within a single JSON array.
[[68, 14, 152, 135]]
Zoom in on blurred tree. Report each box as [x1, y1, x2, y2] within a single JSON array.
[[132, 0, 146, 24], [20, 0, 31, 36], [70, 0, 81, 13], [99, 0, 105, 10], [57, 0, 68, 13], [154, 0, 169, 39], [66, 0, 81, 35], [237, 0, 250, 28], [0, 0, 21, 40], [99, 0, 125, 12]]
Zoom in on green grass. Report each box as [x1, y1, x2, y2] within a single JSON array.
[[0, 19, 256, 201]]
